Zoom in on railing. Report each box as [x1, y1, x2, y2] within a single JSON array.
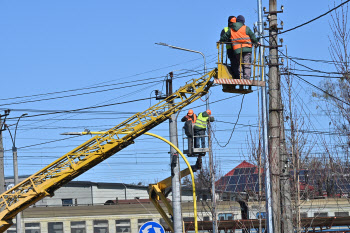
[[216, 42, 265, 82], [182, 128, 209, 156]]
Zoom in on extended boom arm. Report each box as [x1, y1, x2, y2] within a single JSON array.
[[0, 69, 217, 232]]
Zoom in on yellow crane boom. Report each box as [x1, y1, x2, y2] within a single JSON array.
[[0, 69, 217, 232]]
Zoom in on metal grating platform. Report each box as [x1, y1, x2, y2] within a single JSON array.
[[214, 78, 265, 86]]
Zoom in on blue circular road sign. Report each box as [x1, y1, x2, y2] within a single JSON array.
[[139, 221, 165, 233]]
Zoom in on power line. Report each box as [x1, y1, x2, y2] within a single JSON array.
[[285, 56, 350, 65], [24, 97, 156, 118], [279, 0, 350, 35], [287, 71, 350, 107], [0, 75, 164, 102], [0, 80, 163, 106], [1, 70, 200, 106], [282, 73, 342, 79], [212, 94, 246, 148], [17, 135, 80, 150], [0, 58, 210, 102], [286, 68, 342, 75]]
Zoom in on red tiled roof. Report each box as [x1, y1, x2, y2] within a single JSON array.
[[224, 160, 257, 177]]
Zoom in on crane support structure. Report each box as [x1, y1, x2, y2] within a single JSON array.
[[0, 69, 217, 232]]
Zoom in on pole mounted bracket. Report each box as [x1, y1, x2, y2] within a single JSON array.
[[263, 5, 284, 14], [265, 62, 283, 66], [261, 45, 283, 48], [264, 11, 283, 14]]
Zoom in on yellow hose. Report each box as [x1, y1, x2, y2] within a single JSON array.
[[83, 131, 198, 233]]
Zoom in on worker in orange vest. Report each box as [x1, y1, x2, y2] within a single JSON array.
[[220, 15, 260, 79], [181, 109, 197, 155], [181, 109, 197, 124]]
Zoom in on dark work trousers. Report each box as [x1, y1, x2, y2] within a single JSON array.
[[234, 52, 252, 79], [194, 128, 206, 148], [188, 136, 193, 155], [227, 49, 238, 78]]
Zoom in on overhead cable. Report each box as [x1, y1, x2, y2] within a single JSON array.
[[279, 0, 350, 35], [289, 72, 350, 107], [212, 94, 246, 147], [24, 97, 156, 118]]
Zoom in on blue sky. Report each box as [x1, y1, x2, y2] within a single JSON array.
[[0, 0, 343, 185]]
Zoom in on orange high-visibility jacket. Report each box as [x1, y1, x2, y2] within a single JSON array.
[[230, 25, 252, 51]]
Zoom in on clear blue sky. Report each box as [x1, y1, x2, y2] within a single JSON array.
[[0, 0, 342, 185]]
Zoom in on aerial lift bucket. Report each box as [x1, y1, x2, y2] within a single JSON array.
[[216, 42, 265, 94]]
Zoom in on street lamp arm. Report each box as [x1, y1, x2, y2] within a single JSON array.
[[13, 114, 27, 148], [169, 45, 204, 57], [155, 42, 207, 79], [5, 125, 15, 146]]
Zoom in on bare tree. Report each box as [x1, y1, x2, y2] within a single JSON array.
[[317, 1, 350, 158]]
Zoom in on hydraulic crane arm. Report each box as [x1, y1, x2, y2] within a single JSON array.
[[0, 69, 217, 232]]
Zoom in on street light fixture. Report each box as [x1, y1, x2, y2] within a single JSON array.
[[155, 42, 207, 77], [6, 113, 27, 233]]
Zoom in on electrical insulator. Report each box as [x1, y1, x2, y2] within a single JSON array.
[[155, 90, 159, 96], [280, 38, 284, 44], [281, 21, 284, 26], [169, 72, 173, 78], [263, 7, 266, 12], [281, 5, 284, 11]]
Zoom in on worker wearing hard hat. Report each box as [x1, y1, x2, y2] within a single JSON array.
[[194, 109, 214, 149], [181, 109, 197, 124], [181, 109, 197, 139], [220, 15, 259, 79], [182, 109, 197, 155], [220, 16, 237, 74]]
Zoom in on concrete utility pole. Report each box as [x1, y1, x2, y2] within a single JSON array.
[[267, 0, 293, 231], [0, 115, 5, 195], [267, 0, 282, 232], [167, 72, 183, 233], [0, 110, 10, 195], [6, 113, 27, 233], [266, 0, 293, 231], [257, 0, 274, 232]]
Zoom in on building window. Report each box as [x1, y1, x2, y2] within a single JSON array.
[[71, 221, 86, 233], [116, 220, 131, 233], [218, 213, 234, 221], [335, 212, 349, 217], [48, 222, 63, 233], [256, 212, 267, 219], [314, 212, 328, 217], [25, 222, 41, 233], [7, 225, 16, 233], [222, 196, 230, 201], [203, 216, 210, 221], [62, 199, 73, 206], [183, 217, 194, 222], [300, 212, 308, 218], [138, 219, 152, 229], [93, 220, 109, 233]]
